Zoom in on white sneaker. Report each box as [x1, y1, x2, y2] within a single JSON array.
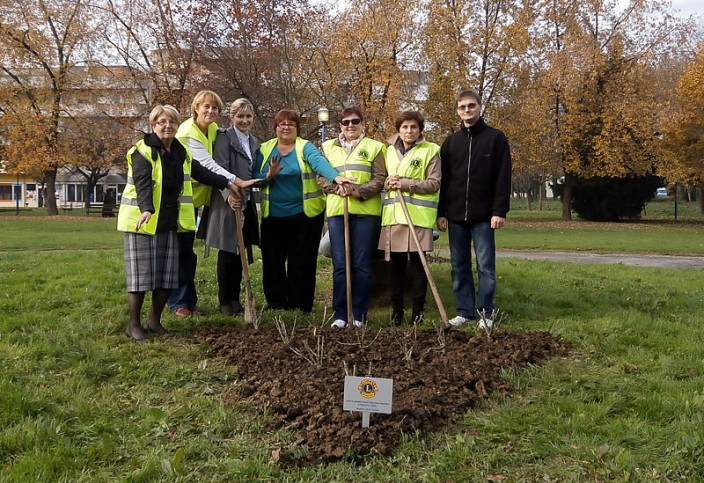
[[353, 320, 365, 328], [449, 315, 471, 327], [477, 309, 495, 330], [331, 319, 347, 328]]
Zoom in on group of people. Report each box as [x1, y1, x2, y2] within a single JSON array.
[[116, 89, 512, 342]]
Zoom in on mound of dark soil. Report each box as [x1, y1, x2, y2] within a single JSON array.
[[196, 324, 568, 464]]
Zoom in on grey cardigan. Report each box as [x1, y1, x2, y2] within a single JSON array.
[[205, 127, 261, 253]]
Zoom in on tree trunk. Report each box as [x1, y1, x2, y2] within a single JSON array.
[[539, 174, 544, 210], [561, 174, 573, 221], [44, 170, 58, 216], [699, 186, 704, 216]]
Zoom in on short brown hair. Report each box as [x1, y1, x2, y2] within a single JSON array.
[[339, 106, 364, 123], [456, 89, 482, 105], [149, 104, 180, 130], [394, 111, 425, 132], [273, 109, 300, 135], [191, 90, 224, 120]]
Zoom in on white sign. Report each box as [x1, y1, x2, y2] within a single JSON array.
[[343, 376, 393, 414]]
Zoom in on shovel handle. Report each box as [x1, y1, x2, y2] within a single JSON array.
[[395, 190, 449, 327]]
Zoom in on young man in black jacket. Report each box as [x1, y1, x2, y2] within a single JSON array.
[[437, 89, 512, 328]]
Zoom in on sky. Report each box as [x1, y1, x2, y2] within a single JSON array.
[[670, 0, 702, 18]]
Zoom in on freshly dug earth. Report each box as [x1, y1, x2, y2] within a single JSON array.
[[196, 324, 569, 464]]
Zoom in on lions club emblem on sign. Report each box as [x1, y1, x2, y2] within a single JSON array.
[[410, 158, 422, 169], [358, 379, 379, 399]]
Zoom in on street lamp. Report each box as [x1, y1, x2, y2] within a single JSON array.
[[317, 107, 329, 144]]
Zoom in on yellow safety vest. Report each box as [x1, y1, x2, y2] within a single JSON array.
[[258, 137, 326, 218], [117, 140, 196, 234], [381, 141, 440, 229], [322, 137, 385, 217], [176, 117, 219, 208]]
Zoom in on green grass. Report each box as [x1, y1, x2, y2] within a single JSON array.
[[1, 211, 704, 481]]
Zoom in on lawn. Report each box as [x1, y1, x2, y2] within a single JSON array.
[[1, 203, 703, 481]]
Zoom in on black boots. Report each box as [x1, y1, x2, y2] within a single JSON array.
[[391, 308, 404, 326]]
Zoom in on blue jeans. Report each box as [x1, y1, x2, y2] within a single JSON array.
[[327, 214, 380, 322], [167, 231, 198, 310], [448, 221, 496, 318]]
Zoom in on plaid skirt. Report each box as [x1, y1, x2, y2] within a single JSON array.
[[124, 231, 179, 292]]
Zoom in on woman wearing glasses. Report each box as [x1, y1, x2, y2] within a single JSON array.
[[318, 107, 386, 328], [379, 111, 441, 326], [255, 109, 352, 313], [118, 105, 234, 342]]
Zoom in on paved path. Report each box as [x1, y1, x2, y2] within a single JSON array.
[[497, 250, 704, 270]]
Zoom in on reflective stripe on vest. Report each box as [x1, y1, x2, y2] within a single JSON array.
[[381, 141, 440, 229], [117, 140, 196, 234], [322, 137, 385, 217], [258, 137, 325, 218], [176, 118, 219, 208]]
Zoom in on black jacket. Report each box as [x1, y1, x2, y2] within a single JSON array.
[[132, 133, 229, 232], [438, 118, 512, 222]]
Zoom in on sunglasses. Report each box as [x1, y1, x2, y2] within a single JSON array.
[[341, 118, 362, 126]]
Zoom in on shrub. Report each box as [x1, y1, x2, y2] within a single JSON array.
[[571, 175, 662, 221]]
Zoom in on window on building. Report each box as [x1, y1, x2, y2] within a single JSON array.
[[0, 184, 12, 201]]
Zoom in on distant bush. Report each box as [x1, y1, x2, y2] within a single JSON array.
[[571, 175, 662, 221]]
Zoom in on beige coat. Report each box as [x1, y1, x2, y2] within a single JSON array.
[[378, 135, 441, 259]]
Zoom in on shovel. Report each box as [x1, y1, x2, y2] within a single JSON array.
[[343, 196, 354, 326], [395, 190, 449, 328], [235, 207, 256, 324]]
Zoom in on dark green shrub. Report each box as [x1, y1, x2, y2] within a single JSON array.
[[571, 175, 662, 221]]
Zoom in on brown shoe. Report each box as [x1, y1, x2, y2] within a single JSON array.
[[173, 307, 192, 318], [220, 304, 234, 316], [190, 307, 205, 317]]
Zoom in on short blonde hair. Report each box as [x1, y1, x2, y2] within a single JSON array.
[[229, 98, 254, 117], [149, 104, 180, 130], [191, 90, 224, 120]]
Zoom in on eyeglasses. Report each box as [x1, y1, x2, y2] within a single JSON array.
[[341, 118, 362, 126], [155, 119, 178, 127], [277, 122, 296, 129], [457, 103, 478, 111]]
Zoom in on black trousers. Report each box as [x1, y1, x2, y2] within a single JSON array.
[[260, 212, 324, 313], [217, 249, 243, 306], [390, 251, 427, 312]]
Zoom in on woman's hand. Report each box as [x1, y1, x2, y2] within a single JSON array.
[[333, 175, 356, 186], [135, 211, 152, 231], [385, 175, 402, 190], [265, 154, 283, 180], [227, 193, 241, 211], [336, 183, 360, 198], [231, 178, 261, 190]]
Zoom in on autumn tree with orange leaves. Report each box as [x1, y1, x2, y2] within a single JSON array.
[[661, 43, 704, 213], [0, 0, 98, 215], [316, 0, 420, 140]]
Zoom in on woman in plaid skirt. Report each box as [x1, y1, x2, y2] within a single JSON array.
[[117, 105, 236, 342]]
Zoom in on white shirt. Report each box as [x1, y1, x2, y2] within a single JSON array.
[[234, 127, 252, 163], [184, 138, 236, 182]]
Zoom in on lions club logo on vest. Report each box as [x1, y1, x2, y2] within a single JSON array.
[[358, 379, 379, 399], [410, 158, 422, 169], [357, 149, 370, 161]]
